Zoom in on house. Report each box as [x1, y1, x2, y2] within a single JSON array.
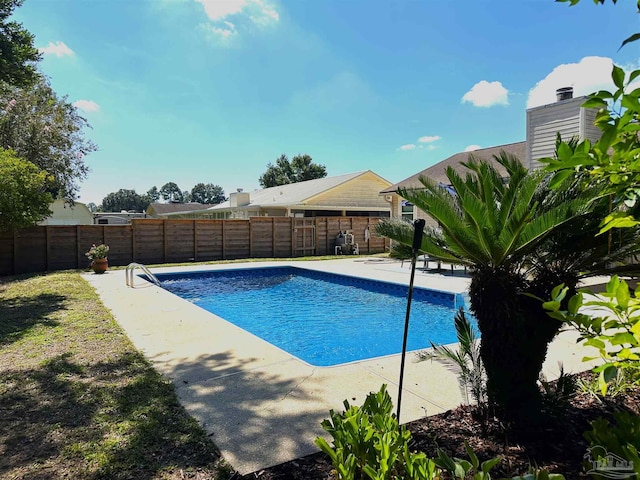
[[381, 142, 526, 221], [383, 87, 602, 221], [38, 198, 93, 225], [93, 211, 148, 225], [146, 202, 211, 218], [163, 171, 393, 220]]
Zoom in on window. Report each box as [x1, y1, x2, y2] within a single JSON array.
[[401, 201, 413, 221]]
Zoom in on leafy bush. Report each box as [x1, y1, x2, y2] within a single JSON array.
[[544, 275, 640, 395], [583, 411, 640, 476], [85, 243, 110, 261], [315, 384, 429, 479], [315, 385, 566, 479]]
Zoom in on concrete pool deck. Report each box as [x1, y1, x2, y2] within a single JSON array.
[[82, 258, 599, 475]]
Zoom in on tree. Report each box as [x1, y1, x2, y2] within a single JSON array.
[[181, 190, 191, 203], [146, 186, 160, 203], [86, 202, 97, 213], [0, 148, 52, 231], [100, 189, 150, 212], [0, 76, 97, 199], [0, 0, 41, 88], [259, 153, 327, 188], [159, 182, 182, 202], [376, 154, 638, 417], [190, 183, 226, 204]]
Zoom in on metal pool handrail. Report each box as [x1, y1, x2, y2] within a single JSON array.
[[126, 262, 161, 288]]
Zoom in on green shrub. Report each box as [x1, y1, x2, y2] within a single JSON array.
[[544, 275, 640, 395], [583, 411, 640, 476], [538, 364, 577, 413]]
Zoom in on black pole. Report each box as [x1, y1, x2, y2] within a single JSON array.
[[396, 219, 425, 421]]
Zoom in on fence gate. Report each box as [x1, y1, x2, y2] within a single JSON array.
[[293, 218, 316, 256]]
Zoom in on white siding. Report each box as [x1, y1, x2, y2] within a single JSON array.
[[526, 98, 581, 169], [526, 96, 602, 170], [581, 107, 602, 144]]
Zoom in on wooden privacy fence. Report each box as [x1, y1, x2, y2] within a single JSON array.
[[0, 217, 390, 276]]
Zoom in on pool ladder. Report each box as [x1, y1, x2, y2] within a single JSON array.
[[125, 262, 161, 288]]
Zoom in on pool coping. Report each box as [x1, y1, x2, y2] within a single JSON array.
[[82, 258, 597, 475]]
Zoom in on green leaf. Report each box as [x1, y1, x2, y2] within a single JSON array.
[[615, 280, 631, 308], [620, 32, 640, 50], [557, 141, 573, 161], [596, 125, 617, 153], [610, 332, 636, 345], [543, 300, 562, 312], [629, 69, 640, 84], [581, 97, 608, 109], [548, 170, 573, 189], [612, 65, 625, 88], [598, 214, 640, 235], [584, 338, 606, 349], [551, 283, 567, 300], [464, 441, 479, 469], [568, 293, 583, 315]]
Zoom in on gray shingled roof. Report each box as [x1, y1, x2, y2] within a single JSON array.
[[148, 202, 210, 215], [381, 141, 526, 193], [208, 171, 370, 210]]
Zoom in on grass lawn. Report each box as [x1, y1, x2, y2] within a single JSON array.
[[0, 271, 233, 479]]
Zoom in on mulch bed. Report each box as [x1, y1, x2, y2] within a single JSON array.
[[240, 374, 640, 479]]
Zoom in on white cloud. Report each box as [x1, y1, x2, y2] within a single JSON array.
[[39, 41, 74, 57], [73, 100, 101, 112], [464, 145, 481, 152], [195, 0, 246, 20], [418, 135, 441, 143], [195, 0, 278, 40], [398, 144, 416, 151], [200, 20, 238, 41], [526, 56, 635, 108], [462, 80, 509, 107]]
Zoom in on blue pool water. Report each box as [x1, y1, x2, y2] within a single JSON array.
[[154, 267, 470, 367]]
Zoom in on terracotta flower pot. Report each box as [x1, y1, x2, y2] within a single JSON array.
[[91, 258, 108, 274]]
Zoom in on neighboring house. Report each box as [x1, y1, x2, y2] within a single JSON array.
[[383, 87, 602, 222], [93, 211, 148, 225], [165, 171, 393, 220], [146, 202, 210, 218], [381, 142, 525, 221], [38, 198, 93, 226]]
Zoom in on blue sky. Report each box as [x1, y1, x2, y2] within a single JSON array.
[[14, 0, 639, 206]]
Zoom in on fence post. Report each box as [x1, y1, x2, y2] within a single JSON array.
[[271, 217, 275, 257], [193, 220, 198, 262], [163, 220, 168, 263], [249, 218, 253, 258], [13, 231, 17, 275], [45, 226, 51, 271], [76, 225, 80, 268], [222, 220, 226, 260], [131, 221, 136, 263], [290, 218, 294, 257]]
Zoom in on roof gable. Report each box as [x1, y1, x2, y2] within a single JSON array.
[[381, 141, 526, 193], [210, 171, 374, 210], [147, 202, 210, 215]]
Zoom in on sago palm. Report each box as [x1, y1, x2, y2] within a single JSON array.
[[377, 153, 595, 416]]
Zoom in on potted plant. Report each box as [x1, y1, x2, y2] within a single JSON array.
[[86, 243, 110, 274]]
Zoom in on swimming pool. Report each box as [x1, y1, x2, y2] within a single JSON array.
[[154, 266, 470, 367]]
